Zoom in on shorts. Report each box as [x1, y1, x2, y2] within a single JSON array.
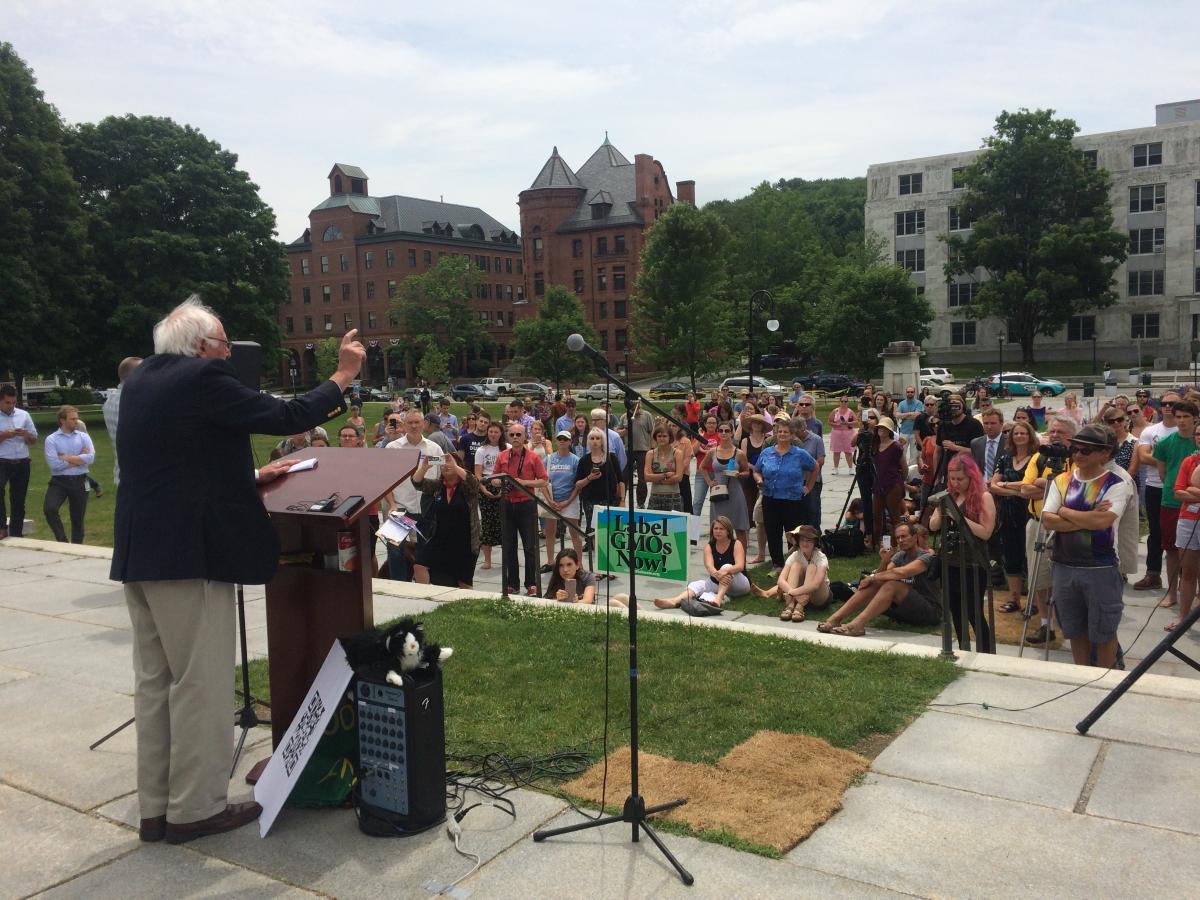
[[1176, 515, 1200, 551], [1160, 506, 1181, 552], [553, 496, 581, 525], [1051, 564, 1123, 643], [887, 587, 942, 627], [1025, 519, 1052, 592]]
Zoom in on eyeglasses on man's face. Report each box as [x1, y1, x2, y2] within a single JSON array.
[[205, 335, 231, 350]]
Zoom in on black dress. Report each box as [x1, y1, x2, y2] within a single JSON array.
[[415, 480, 479, 586]]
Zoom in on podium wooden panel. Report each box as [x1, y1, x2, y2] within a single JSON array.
[[259, 446, 418, 747]]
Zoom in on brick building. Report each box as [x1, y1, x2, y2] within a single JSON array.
[[280, 164, 524, 386], [518, 137, 694, 373]]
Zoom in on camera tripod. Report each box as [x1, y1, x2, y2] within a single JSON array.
[[1017, 458, 1065, 661]]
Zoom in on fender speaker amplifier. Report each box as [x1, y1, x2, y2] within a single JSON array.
[[354, 668, 446, 835]]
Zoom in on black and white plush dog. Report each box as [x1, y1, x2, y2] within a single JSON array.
[[344, 618, 453, 687]]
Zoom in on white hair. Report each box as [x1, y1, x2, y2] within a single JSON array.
[[1049, 414, 1079, 437], [153, 294, 222, 356]]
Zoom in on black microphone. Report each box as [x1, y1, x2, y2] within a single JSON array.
[[567, 333, 609, 369]]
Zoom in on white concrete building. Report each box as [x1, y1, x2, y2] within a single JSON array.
[[866, 100, 1200, 368]]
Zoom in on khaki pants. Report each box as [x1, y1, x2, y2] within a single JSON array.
[[125, 579, 235, 823]]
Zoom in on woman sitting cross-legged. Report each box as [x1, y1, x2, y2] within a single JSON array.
[[817, 521, 942, 637], [653, 516, 749, 614], [750, 524, 831, 622]]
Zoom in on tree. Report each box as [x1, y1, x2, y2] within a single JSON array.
[[314, 337, 340, 381], [415, 336, 450, 385], [633, 203, 733, 391], [0, 43, 89, 400], [945, 108, 1127, 366], [804, 258, 935, 378], [393, 255, 487, 376], [511, 286, 598, 391], [64, 114, 288, 384]]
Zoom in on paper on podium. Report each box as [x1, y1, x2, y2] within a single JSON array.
[[286, 457, 318, 472], [254, 640, 353, 836]]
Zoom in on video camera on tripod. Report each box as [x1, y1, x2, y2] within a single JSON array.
[[1038, 441, 1071, 471]]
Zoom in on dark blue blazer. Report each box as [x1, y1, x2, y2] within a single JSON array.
[[109, 354, 346, 585]]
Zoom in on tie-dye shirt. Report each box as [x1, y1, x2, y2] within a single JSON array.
[[1044, 469, 1131, 568]]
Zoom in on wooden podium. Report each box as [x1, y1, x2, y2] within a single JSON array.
[[258, 446, 418, 747]]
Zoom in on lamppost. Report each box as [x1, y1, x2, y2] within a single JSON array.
[[1092, 332, 1098, 377], [748, 289, 779, 389], [997, 334, 1005, 398]]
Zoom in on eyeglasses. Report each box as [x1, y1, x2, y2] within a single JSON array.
[[508, 431, 524, 438], [718, 427, 733, 433], [798, 403, 813, 407], [1162, 402, 1176, 408], [205, 335, 231, 350], [1104, 416, 1125, 424], [1069, 445, 1100, 456]]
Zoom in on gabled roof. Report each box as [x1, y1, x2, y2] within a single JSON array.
[[588, 190, 614, 206], [552, 136, 644, 233], [293, 192, 518, 246], [577, 134, 631, 175], [329, 163, 368, 180], [312, 194, 381, 216], [528, 146, 584, 190]]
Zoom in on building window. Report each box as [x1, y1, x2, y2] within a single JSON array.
[[384, 249, 394, 267], [516, 285, 525, 302], [1129, 184, 1166, 213], [1133, 142, 1162, 168], [596, 237, 608, 256], [1128, 269, 1164, 296], [951, 167, 965, 189], [1196, 181, 1200, 206], [895, 209, 925, 236], [343, 313, 352, 330], [503, 285, 511, 301], [1129, 227, 1165, 255], [899, 173, 922, 195], [322, 285, 331, 303], [368, 311, 377, 329], [534, 272, 545, 296], [1196, 267, 1200, 294], [599, 302, 608, 320], [387, 280, 397, 299], [572, 239, 583, 258], [574, 270, 584, 293], [600, 330, 609, 351], [507, 311, 514, 327], [615, 234, 626, 254], [339, 254, 348, 272], [947, 282, 978, 308], [1080, 149, 1098, 169], [494, 257, 501, 272], [1195, 224, 1200, 250], [951, 322, 976, 345], [285, 317, 293, 334], [615, 329, 627, 351], [895, 249, 925, 272], [597, 267, 607, 291], [614, 299, 627, 319], [494, 312, 504, 326], [516, 260, 523, 275], [505, 257, 513, 273], [302, 287, 311, 304], [494, 283, 502, 301], [407, 249, 416, 267], [301, 258, 310, 275], [948, 206, 973, 231], [341, 283, 350, 300], [304, 316, 312, 333], [323, 314, 333, 331], [614, 266, 626, 291], [1131, 313, 1160, 339], [364, 251, 374, 269], [533, 237, 543, 259], [422, 250, 432, 265], [319, 255, 329, 273], [1067, 315, 1096, 341], [366, 281, 375, 299]]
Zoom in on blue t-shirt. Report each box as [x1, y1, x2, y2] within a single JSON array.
[[755, 445, 817, 500], [796, 432, 826, 485], [546, 451, 579, 502], [896, 398, 922, 436]]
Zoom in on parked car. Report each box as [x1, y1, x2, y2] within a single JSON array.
[[478, 377, 511, 395], [719, 376, 784, 396], [921, 367, 956, 382], [758, 353, 791, 370], [647, 381, 691, 401], [579, 383, 619, 401], [450, 383, 498, 401], [402, 387, 445, 404], [809, 373, 865, 395], [512, 382, 551, 399], [986, 372, 1065, 397], [358, 387, 392, 403]]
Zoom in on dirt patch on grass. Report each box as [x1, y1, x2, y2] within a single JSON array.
[[563, 731, 868, 854]]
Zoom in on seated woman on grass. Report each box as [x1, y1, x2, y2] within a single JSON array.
[[750, 524, 831, 622], [545, 547, 629, 608], [654, 516, 748, 611], [817, 521, 941, 637]]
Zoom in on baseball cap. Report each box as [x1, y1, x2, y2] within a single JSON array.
[[556, 429, 572, 439]]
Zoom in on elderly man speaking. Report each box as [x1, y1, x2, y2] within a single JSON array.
[[111, 296, 364, 844]]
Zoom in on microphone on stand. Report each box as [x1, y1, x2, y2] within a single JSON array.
[[566, 333, 610, 370]]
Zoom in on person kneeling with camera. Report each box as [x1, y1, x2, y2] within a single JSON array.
[[818, 521, 941, 637], [1041, 424, 1134, 668]]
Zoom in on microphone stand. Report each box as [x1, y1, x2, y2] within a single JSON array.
[[533, 352, 695, 886]]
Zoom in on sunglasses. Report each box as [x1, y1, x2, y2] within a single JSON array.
[[1069, 445, 1101, 456], [556, 436, 570, 441], [1104, 416, 1125, 424], [1163, 402, 1176, 408], [508, 432, 524, 438], [718, 427, 733, 433]]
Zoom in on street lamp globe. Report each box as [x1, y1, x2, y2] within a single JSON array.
[[766, 318, 780, 333]]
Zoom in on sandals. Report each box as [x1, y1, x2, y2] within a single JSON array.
[[999, 599, 1022, 614], [816, 621, 836, 633], [790, 605, 806, 623], [832, 624, 866, 637], [781, 603, 795, 621]]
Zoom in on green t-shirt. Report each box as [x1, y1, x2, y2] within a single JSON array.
[[1153, 433, 1198, 508]]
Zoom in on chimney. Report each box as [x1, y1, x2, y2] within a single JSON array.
[[676, 180, 696, 206]]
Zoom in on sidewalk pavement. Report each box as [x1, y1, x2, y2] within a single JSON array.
[[4, 537, 1200, 899]]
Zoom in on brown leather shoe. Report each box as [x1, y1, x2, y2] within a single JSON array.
[[165, 801, 262, 844], [1133, 573, 1162, 590], [139, 815, 166, 842]]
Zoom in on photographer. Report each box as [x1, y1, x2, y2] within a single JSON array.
[[1018, 414, 1078, 643], [1042, 424, 1134, 668], [932, 393, 984, 487]]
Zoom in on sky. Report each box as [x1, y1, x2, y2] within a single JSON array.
[[10, 0, 1200, 239]]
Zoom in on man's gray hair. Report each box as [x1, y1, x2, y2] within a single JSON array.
[[1049, 414, 1079, 437], [153, 295, 221, 356]]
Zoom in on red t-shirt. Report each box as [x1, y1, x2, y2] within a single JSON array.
[[684, 401, 701, 424], [494, 447, 548, 503], [1174, 454, 1200, 521], [694, 431, 719, 463]]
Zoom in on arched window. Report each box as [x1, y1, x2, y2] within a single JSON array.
[[323, 225, 343, 242]]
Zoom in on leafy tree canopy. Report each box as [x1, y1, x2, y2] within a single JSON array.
[[633, 203, 733, 391], [0, 42, 88, 398], [415, 335, 450, 385], [393, 255, 488, 369], [945, 108, 1127, 365], [314, 337, 339, 381], [511, 286, 598, 391], [63, 114, 288, 384]]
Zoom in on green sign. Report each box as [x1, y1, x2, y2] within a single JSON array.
[[594, 507, 690, 583]]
